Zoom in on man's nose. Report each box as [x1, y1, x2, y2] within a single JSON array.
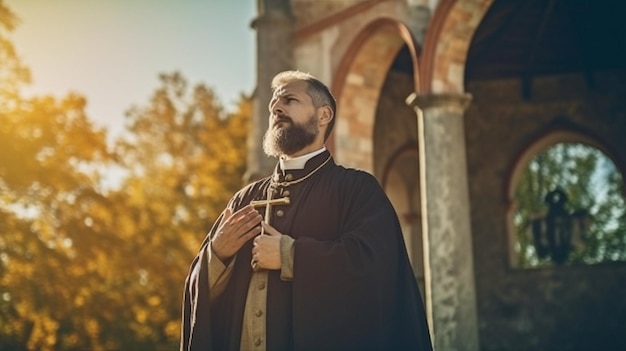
[[271, 101, 285, 115]]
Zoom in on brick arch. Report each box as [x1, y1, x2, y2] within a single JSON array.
[[330, 18, 420, 172], [419, 0, 494, 93]]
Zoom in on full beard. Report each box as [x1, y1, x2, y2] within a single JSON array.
[[263, 114, 318, 157]]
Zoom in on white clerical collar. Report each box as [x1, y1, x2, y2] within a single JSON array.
[[280, 147, 326, 170]]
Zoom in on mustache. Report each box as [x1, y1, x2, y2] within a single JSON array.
[[272, 114, 292, 126]]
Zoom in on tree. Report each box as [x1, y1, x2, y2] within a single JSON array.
[[1, 4, 112, 349], [1, 74, 251, 350], [0, 0, 30, 111], [102, 71, 250, 349], [0, 94, 113, 350], [1, 1, 251, 347], [514, 142, 626, 268]]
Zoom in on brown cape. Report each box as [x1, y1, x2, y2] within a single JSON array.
[[181, 151, 432, 351]]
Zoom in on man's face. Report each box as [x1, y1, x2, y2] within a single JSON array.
[[263, 80, 319, 157]]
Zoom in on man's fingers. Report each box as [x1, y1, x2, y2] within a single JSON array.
[[229, 206, 261, 229], [227, 205, 254, 224], [216, 206, 260, 239], [237, 225, 262, 245], [212, 206, 264, 261], [233, 210, 262, 238], [261, 222, 280, 236]]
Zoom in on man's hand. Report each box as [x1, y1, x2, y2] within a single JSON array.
[[251, 222, 283, 271], [211, 205, 262, 262]]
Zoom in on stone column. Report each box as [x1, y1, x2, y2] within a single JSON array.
[[245, 0, 294, 182], [406, 92, 480, 351], [404, 0, 431, 46]]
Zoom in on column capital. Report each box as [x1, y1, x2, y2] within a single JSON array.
[[406, 92, 472, 113], [251, 12, 294, 29]]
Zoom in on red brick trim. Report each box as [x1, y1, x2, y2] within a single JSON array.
[[418, 0, 456, 93], [331, 18, 420, 102], [293, 0, 386, 43]]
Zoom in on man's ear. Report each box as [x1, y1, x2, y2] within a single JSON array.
[[318, 105, 334, 126]]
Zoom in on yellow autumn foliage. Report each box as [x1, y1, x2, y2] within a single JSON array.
[[2, 4, 250, 348], [0, 69, 250, 351]]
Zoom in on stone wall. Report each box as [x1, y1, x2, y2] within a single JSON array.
[[465, 71, 626, 350], [291, 0, 366, 29]]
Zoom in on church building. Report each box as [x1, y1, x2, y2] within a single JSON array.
[[246, 1, 626, 350]]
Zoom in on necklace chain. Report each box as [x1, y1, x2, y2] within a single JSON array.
[[271, 156, 332, 188]]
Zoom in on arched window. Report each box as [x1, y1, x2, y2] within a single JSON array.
[[509, 135, 626, 268]]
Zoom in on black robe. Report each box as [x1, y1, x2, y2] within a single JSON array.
[[181, 151, 432, 351]]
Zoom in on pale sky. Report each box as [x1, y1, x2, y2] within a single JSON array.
[[6, 0, 256, 140]]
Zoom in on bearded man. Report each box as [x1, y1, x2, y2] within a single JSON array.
[[180, 70, 432, 351]]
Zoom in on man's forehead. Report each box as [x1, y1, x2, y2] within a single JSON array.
[[272, 80, 307, 97]]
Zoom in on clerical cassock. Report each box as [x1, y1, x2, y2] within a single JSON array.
[[181, 150, 432, 351]]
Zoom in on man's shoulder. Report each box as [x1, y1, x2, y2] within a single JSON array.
[[333, 164, 379, 185], [231, 176, 271, 202], [241, 176, 271, 190]]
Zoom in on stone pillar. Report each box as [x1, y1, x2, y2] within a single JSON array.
[[404, 0, 431, 46], [245, 0, 294, 182], [406, 92, 480, 351]]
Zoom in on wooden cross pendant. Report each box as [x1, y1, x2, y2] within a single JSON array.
[[248, 187, 290, 271], [249, 187, 290, 224]]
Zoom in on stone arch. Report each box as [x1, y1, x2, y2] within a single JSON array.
[[504, 128, 626, 267], [330, 18, 420, 172], [419, 0, 495, 93]]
